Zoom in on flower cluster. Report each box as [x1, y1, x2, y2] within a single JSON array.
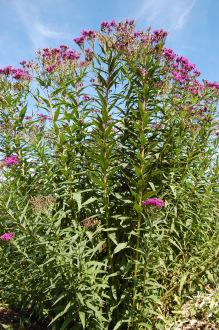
[[37, 114, 52, 122], [40, 45, 80, 73], [163, 48, 176, 61], [100, 19, 117, 32], [82, 94, 91, 102], [73, 29, 96, 46], [0, 232, 15, 241], [99, 19, 168, 56], [142, 198, 165, 208], [4, 155, 19, 167], [151, 29, 168, 42], [0, 66, 31, 80], [204, 81, 219, 90], [161, 47, 218, 96], [171, 55, 199, 84], [187, 80, 204, 95]]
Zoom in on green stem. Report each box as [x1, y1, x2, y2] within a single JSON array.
[[133, 100, 146, 308]]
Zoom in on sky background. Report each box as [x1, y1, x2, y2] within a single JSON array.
[[0, 0, 218, 82]]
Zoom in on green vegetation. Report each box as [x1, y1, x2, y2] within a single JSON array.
[[0, 20, 218, 329]]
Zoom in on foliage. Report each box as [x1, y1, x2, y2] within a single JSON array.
[[0, 20, 218, 329]]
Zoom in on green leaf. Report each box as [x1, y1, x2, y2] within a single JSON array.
[[79, 311, 86, 329], [54, 108, 60, 121], [108, 233, 117, 245], [178, 273, 188, 295], [49, 301, 72, 325], [19, 105, 27, 121], [60, 317, 74, 330], [73, 192, 82, 211], [148, 182, 156, 191], [113, 242, 128, 254], [82, 197, 97, 207], [113, 320, 123, 330]]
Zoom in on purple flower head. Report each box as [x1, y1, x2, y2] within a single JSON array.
[[101, 20, 117, 32], [142, 198, 165, 208], [0, 232, 15, 241], [172, 71, 185, 83], [124, 19, 135, 26], [194, 69, 201, 77], [37, 114, 52, 122], [35, 124, 41, 130], [109, 19, 117, 27], [134, 31, 142, 38], [45, 64, 57, 73], [175, 55, 196, 72], [3, 66, 13, 75], [152, 29, 168, 41], [82, 94, 90, 102], [101, 21, 110, 31], [205, 81, 219, 89], [12, 68, 31, 80], [62, 50, 80, 61], [4, 155, 19, 166], [51, 48, 61, 55], [79, 60, 87, 67], [176, 55, 188, 65], [0, 66, 15, 75], [163, 48, 176, 61], [76, 82, 84, 89], [140, 35, 149, 43], [81, 30, 96, 39], [25, 116, 33, 120], [73, 36, 85, 46], [59, 45, 69, 52], [20, 60, 27, 66]]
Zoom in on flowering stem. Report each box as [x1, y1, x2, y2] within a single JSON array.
[[133, 99, 146, 308]]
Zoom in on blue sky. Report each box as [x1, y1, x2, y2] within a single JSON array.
[[0, 0, 218, 82]]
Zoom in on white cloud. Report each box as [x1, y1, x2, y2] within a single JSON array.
[[136, 0, 196, 31], [10, 0, 71, 49]]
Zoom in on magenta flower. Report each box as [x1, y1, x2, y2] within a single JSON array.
[[152, 29, 168, 41], [101, 20, 117, 32], [124, 19, 135, 26], [45, 64, 57, 73], [0, 232, 15, 241], [205, 81, 219, 89], [73, 36, 85, 45], [172, 71, 185, 83], [163, 48, 176, 61], [134, 31, 142, 38], [25, 116, 33, 121], [12, 68, 31, 80], [82, 94, 90, 101], [62, 50, 80, 61], [81, 30, 96, 39], [37, 114, 52, 122], [4, 155, 19, 166], [142, 198, 165, 208], [3, 66, 13, 75], [20, 60, 27, 66], [59, 44, 69, 52], [193, 69, 201, 77], [76, 82, 84, 89]]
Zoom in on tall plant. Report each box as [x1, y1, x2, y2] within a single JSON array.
[[0, 20, 218, 329]]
